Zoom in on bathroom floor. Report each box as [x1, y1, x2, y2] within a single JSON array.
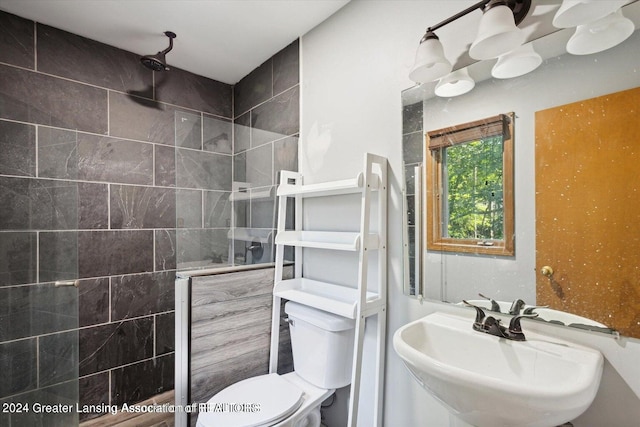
[[79, 391, 174, 427]]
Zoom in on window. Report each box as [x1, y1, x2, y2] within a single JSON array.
[[425, 113, 514, 256]]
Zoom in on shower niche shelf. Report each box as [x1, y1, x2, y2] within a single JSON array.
[[269, 153, 387, 427]]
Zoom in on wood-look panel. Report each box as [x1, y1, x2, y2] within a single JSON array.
[[535, 86, 640, 338], [189, 266, 294, 418]]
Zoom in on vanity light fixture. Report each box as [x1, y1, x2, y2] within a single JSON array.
[[435, 68, 476, 97], [552, 0, 628, 29], [566, 8, 635, 55], [491, 42, 542, 79], [409, 0, 531, 84]]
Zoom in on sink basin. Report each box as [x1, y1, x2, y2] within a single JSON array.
[[393, 311, 603, 427]]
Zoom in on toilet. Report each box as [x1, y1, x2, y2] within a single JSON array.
[[196, 301, 356, 427]]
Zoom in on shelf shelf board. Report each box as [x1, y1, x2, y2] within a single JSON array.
[[274, 278, 378, 319], [277, 172, 379, 198]]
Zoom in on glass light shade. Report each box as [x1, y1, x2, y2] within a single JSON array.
[[409, 37, 452, 83], [469, 4, 526, 60], [435, 69, 475, 97], [566, 9, 634, 55], [492, 43, 542, 79], [553, 0, 627, 28]]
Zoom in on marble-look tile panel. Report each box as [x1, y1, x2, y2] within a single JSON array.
[[37, 24, 151, 93], [78, 372, 109, 422], [155, 229, 176, 271], [403, 101, 423, 134], [0, 379, 78, 426], [234, 60, 272, 117], [0, 64, 107, 134], [156, 311, 175, 356], [204, 191, 231, 228], [37, 126, 78, 180], [78, 277, 110, 327], [39, 329, 78, 387], [234, 143, 273, 187], [251, 86, 299, 147], [177, 189, 202, 228], [109, 91, 176, 146], [110, 185, 176, 229], [251, 187, 276, 229], [0, 232, 36, 287], [78, 182, 109, 229], [0, 338, 37, 398], [203, 114, 232, 154], [403, 131, 424, 164], [0, 120, 35, 177], [155, 66, 232, 118], [404, 163, 418, 195], [111, 353, 174, 406], [273, 39, 299, 95], [111, 271, 174, 321], [0, 11, 34, 69], [79, 317, 154, 376], [154, 144, 176, 187], [176, 110, 202, 149], [274, 135, 298, 183], [175, 148, 231, 191], [39, 232, 78, 282], [234, 111, 251, 154], [176, 229, 229, 268], [234, 194, 248, 228], [78, 230, 154, 278], [0, 176, 78, 230]]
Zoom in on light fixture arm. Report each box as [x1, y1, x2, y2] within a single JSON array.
[[424, 0, 530, 35]]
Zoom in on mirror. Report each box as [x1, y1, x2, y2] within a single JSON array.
[[401, 2, 640, 338]]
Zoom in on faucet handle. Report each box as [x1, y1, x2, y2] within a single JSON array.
[[508, 313, 539, 334], [523, 305, 549, 315], [463, 300, 486, 324], [478, 293, 501, 313], [508, 299, 526, 315]]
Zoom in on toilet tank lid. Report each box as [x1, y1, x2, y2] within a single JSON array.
[[285, 301, 355, 331]]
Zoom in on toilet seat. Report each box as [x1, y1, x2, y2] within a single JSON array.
[[197, 374, 304, 427]]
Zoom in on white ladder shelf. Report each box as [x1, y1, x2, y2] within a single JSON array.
[[269, 153, 387, 427]]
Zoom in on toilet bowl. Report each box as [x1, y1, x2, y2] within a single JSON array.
[[196, 302, 356, 427]]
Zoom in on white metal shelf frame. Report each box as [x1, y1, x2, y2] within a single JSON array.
[[269, 153, 387, 427]]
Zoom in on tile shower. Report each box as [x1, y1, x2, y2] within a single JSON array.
[[0, 9, 299, 425]]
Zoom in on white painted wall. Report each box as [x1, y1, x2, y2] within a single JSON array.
[[299, 1, 640, 426]]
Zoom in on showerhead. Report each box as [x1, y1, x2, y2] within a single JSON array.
[[141, 31, 176, 71]]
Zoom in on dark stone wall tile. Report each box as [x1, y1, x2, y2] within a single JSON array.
[[0, 64, 107, 134], [37, 24, 152, 93], [177, 189, 202, 228], [0, 232, 36, 286], [0, 11, 34, 69], [243, 144, 273, 187], [79, 182, 109, 229], [111, 353, 174, 406], [78, 230, 154, 278], [155, 67, 232, 118], [234, 60, 272, 117], [156, 312, 175, 356], [78, 277, 109, 327], [38, 127, 78, 179], [155, 144, 176, 187], [0, 338, 37, 398], [204, 191, 231, 228], [111, 271, 174, 321], [251, 187, 275, 229], [403, 131, 424, 164], [109, 91, 176, 146], [176, 229, 229, 268], [39, 231, 78, 282], [273, 39, 299, 94], [39, 330, 78, 387], [234, 111, 251, 153], [78, 372, 109, 422], [110, 185, 176, 229], [251, 86, 299, 145], [274, 136, 298, 183], [0, 177, 79, 231], [0, 284, 77, 342], [79, 317, 153, 376], [203, 114, 232, 154], [77, 133, 154, 185], [176, 110, 202, 149], [176, 148, 231, 190], [0, 120, 35, 177], [403, 101, 423, 134], [155, 229, 176, 271], [0, 380, 78, 426]]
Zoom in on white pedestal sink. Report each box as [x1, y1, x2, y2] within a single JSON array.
[[393, 311, 603, 427]]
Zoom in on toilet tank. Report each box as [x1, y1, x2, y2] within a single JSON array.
[[284, 301, 355, 389]]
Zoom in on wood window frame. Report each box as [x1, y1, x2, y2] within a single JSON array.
[[425, 112, 515, 256]]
